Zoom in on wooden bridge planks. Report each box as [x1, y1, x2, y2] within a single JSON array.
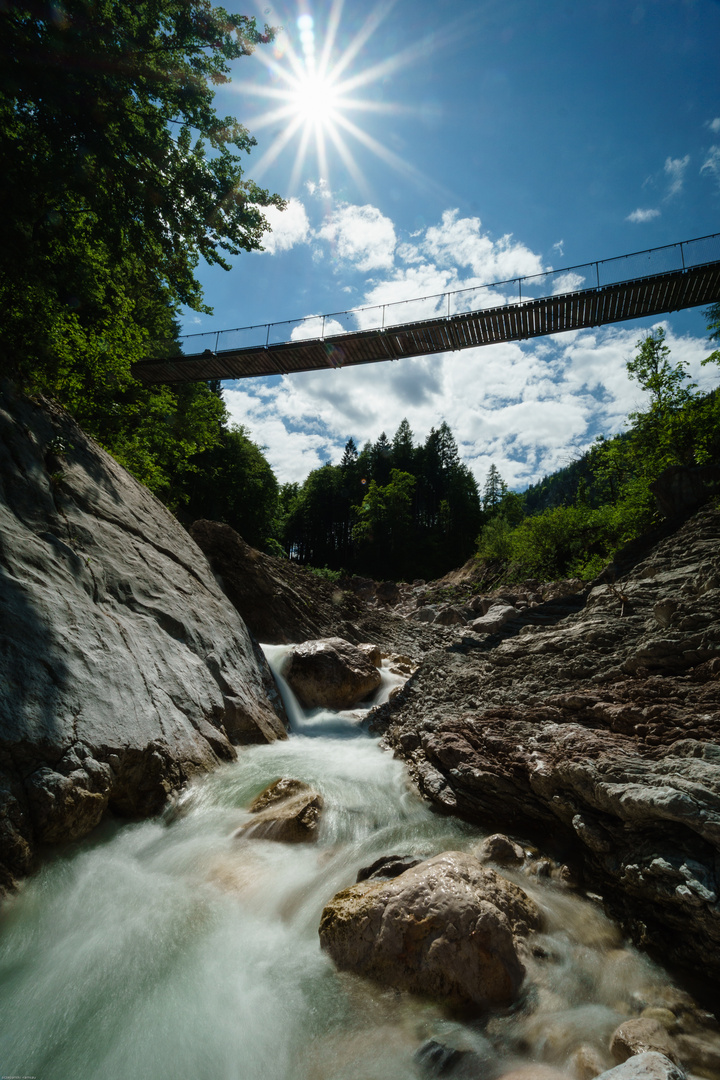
[[132, 261, 720, 384]]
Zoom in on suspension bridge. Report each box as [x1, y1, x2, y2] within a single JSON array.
[[132, 232, 720, 385]]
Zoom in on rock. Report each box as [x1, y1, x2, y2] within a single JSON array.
[[378, 503, 720, 978], [0, 384, 287, 891], [416, 606, 438, 623], [435, 606, 467, 627], [189, 520, 370, 645], [471, 604, 519, 634], [572, 1044, 608, 1080], [318, 850, 541, 1011], [357, 642, 383, 667], [477, 833, 526, 867], [283, 637, 382, 709], [376, 580, 401, 606], [498, 1067, 574, 1080], [235, 778, 324, 843], [594, 1052, 686, 1080], [639, 1009, 678, 1033], [610, 1019, 679, 1065], [414, 1035, 497, 1078], [356, 854, 421, 882]]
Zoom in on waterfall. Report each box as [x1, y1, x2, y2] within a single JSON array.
[[0, 648, 692, 1080]]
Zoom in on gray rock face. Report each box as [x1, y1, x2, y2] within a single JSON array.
[[374, 503, 720, 977], [0, 385, 287, 891], [318, 850, 541, 1011], [283, 637, 382, 709]]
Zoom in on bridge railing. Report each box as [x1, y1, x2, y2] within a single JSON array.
[[162, 232, 720, 359]]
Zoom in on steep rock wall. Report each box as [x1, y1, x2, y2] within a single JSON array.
[[0, 384, 286, 891]]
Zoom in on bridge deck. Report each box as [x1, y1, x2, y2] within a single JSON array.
[[132, 260, 720, 385]]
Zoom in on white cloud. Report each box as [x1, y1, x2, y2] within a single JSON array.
[[222, 204, 718, 494], [317, 204, 396, 271], [664, 154, 690, 197], [419, 210, 544, 282], [260, 198, 311, 254], [626, 207, 661, 223], [707, 118, 720, 133], [701, 146, 720, 186]]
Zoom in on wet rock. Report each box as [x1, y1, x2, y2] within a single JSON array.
[[235, 778, 324, 844], [611, 1019, 679, 1065], [355, 854, 421, 882], [594, 1052, 686, 1080], [357, 642, 383, 667], [0, 385, 287, 891], [414, 1035, 498, 1078], [283, 637, 382, 709], [318, 850, 541, 1011], [477, 833, 526, 867]]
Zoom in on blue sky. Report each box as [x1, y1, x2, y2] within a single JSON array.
[[183, 0, 720, 489]]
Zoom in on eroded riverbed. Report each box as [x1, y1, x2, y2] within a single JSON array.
[[0, 650, 711, 1080]]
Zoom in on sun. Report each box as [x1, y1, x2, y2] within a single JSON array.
[[230, 1, 461, 194]]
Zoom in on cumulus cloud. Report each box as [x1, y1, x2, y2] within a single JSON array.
[[317, 204, 396, 271], [418, 210, 544, 282], [664, 154, 690, 197], [260, 198, 311, 254], [223, 204, 718, 492], [626, 207, 661, 223], [701, 146, 720, 186]]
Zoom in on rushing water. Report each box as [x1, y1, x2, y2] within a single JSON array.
[[0, 648, 696, 1080]]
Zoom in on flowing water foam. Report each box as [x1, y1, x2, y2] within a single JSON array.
[[0, 647, 689, 1079]]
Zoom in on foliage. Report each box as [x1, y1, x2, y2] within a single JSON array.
[[280, 420, 482, 579], [476, 324, 720, 583]]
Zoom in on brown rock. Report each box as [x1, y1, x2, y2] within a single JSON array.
[[284, 637, 382, 709], [477, 833, 526, 867], [318, 850, 541, 1011], [611, 1019, 679, 1065], [235, 778, 324, 844]]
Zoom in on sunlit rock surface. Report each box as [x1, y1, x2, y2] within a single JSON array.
[[235, 777, 324, 843], [284, 637, 382, 710], [0, 384, 286, 892], [374, 503, 720, 977], [319, 850, 541, 1011]]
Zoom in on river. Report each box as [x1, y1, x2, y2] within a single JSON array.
[[0, 648, 692, 1080]]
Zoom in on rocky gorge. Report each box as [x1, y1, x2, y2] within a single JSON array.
[[2, 383, 720, 1080]]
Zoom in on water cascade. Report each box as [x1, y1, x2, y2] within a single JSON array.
[[0, 648, 700, 1079]]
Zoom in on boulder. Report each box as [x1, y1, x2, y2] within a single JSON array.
[[477, 833, 526, 867], [610, 1019, 679, 1065], [235, 778, 323, 843], [594, 1053, 686, 1080], [318, 850, 541, 1011], [283, 637, 381, 709], [0, 384, 286, 892], [356, 854, 421, 882], [470, 604, 519, 634], [435, 606, 467, 626]]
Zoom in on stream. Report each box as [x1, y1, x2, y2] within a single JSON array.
[[0, 648, 698, 1080]]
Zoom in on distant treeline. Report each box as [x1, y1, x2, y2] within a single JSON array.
[[279, 421, 482, 581]]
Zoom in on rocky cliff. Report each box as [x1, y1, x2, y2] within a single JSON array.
[[371, 503, 720, 979], [0, 384, 286, 892]]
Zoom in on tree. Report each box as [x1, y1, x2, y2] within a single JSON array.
[[1, 0, 283, 390], [482, 464, 506, 514]]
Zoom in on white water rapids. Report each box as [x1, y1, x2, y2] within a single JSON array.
[[0, 647, 691, 1079]]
